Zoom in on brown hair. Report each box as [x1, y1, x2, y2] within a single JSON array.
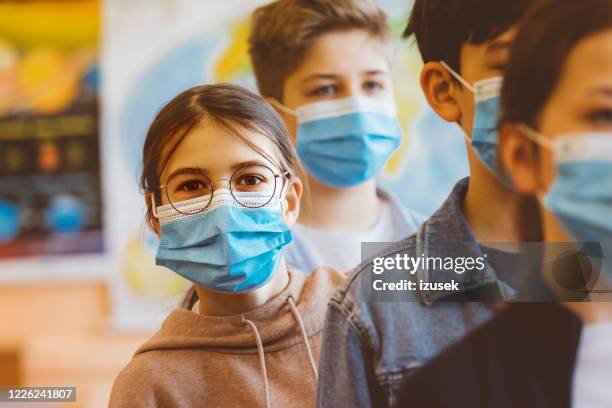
[[248, 0, 393, 102], [499, 0, 612, 241], [501, 0, 612, 127], [140, 83, 305, 309]]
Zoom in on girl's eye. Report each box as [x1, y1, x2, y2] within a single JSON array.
[[586, 109, 612, 125], [311, 85, 338, 97], [179, 180, 206, 192], [363, 80, 384, 94], [238, 175, 264, 186]]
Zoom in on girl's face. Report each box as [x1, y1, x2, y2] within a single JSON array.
[[503, 29, 612, 242], [149, 120, 302, 235]]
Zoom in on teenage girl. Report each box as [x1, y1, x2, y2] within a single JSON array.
[[109, 84, 342, 408]]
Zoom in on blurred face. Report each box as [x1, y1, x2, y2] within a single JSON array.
[[148, 120, 302, 234], [280, 29, 393, 140], [502, 29, 612, 241]]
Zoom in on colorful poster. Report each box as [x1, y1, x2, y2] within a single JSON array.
[[0, 1, 103, 264]]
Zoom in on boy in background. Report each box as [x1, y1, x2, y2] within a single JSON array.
[[248, 0, 424, 274], [317, 1, 533, 406]]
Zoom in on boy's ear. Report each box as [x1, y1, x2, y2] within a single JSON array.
[[145, 191, 161, 237], [420, 61, 463, 123], [499, 122, 541, 195], [281, 177, 303, 227]]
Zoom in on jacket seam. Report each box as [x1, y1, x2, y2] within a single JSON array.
[[327, 299, 373, 352], [332, 240, 420, 305]]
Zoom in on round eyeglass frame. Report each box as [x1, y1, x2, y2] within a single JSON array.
[[153, 164, 291, 217]]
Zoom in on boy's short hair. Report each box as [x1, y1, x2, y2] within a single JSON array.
[[403, 0, 533, 73], [248, 0, 392, 102]]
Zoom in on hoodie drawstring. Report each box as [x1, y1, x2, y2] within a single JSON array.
[[242, 296, 318, 408], [287, 296, 319, 382], [243, 315, 271, 408]]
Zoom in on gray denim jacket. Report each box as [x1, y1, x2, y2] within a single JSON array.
[[317, 178, 514, 408]]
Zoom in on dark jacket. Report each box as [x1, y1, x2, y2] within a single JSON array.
[[395, 302, 582, 408]]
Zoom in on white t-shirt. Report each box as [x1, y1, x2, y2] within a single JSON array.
[[572, 322, 612, 408], [285, 187, 424, 275]]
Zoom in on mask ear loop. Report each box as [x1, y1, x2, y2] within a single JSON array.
[[517, 124, 555, 151], [150, 191, 160, 219], [277, 171, 292, 213], [440, 61, 476, 93], [517, 123, 556, 203], [440, 61, 476, 142], [268, 98, 297, 117]]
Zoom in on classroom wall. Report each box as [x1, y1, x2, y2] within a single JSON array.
[[0, 281, 150, 407]]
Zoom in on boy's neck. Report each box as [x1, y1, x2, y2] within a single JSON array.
[[298, 176, 382, 231], [463, 160, 523, 244]]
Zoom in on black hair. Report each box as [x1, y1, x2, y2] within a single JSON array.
[[403, 0, 532, 73]]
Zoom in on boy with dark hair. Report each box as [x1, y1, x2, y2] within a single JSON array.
[[317, 0, 533, 406]]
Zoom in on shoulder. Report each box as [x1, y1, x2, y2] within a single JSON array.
[[305, 266, 345, 295], [396, 303, 581, 407], [377, 186, 428, 229], [109, 353, 164, 407], [110, 347, 205, 407], [325, 237, 425, 347], [331, 236, 419, 306]]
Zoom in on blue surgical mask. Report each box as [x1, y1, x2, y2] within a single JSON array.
[[271, 96, 402, 189], [441, 62, 512, 186], [520, 124, 612, 248], [154, 189, 293, 293]]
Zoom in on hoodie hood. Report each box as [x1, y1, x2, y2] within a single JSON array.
[[135, 268, 340, 355]]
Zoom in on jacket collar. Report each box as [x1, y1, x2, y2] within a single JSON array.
[[414, 178, 508, 304]]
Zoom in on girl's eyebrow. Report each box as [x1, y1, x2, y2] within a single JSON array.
[[166, 160, 273, 180], [230, 159, 273, 171], [362, 69, 389, 76], [166, 167, 205, 180]]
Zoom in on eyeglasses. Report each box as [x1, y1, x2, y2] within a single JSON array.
[[153, 164, 290, 216]]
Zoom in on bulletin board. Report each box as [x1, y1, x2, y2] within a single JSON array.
[[0, 0, 107, 281]]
